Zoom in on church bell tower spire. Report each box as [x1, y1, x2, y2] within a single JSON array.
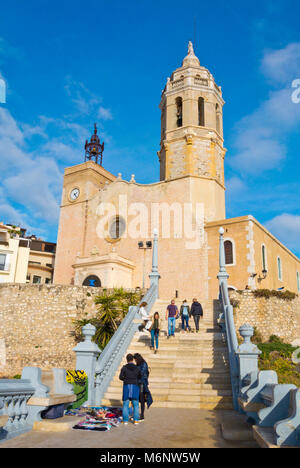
[[158, 42, 226, 186]]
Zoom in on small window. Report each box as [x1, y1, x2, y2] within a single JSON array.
[[277, 257, 282, 281], [297, 272, 300, 292], [0, 253, 6, 271], [224, 240, 234, 265], [45, 278, 52, 284], [33, 275, 42, 284], [262, 245, 267, 272]]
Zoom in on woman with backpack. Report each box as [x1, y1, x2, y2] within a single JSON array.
[[180, 300, 191, 332], [133, 353, 153, 421]]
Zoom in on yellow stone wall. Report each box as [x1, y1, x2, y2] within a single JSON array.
[[207, 216, 300, 299]]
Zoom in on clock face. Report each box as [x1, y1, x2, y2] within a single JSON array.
[[70, 188, 80, 201]]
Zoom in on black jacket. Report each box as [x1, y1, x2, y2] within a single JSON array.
[[180, 304, 191, 317], [119, 363, 141, 385], [191, 301, 203, 316]]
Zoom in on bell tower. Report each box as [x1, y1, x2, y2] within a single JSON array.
[[158, 42, 226, 191]]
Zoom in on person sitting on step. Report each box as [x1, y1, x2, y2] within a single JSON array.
[[138, 301, 151, 332]]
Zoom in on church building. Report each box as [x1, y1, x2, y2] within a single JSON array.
[[53, 43, 300, 301]]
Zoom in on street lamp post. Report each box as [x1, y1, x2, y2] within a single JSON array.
[[138, 240, 152, 289]]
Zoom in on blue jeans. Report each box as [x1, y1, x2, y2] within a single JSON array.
[[122, 398, 139, 422], [168, 317, 176, 336], [181, 315, 190, 330], [151, 329, 159, 349]]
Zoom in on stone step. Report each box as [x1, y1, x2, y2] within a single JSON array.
[[112, 373, 231, 384], [108, 381, 232, 390], [105, 386, 232, 396], [101, 398, 233, 410]]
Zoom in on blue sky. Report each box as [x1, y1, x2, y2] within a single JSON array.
[[0, 0, 300, 256]]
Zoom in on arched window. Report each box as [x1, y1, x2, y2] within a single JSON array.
[[175, 97, 183, 127], [216, 103, 221, 134], [198, 97, 205, 126], [224, 240, 234, 265], [262, 244, 267, 272], [83, 275, 101, 287], [277, 257, 282, 281], [297, 272, 300, 292]]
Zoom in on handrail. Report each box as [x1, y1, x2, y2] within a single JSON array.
[[93, 282, 158, 405], [75, 229, 160, 406], [218, 228, 240, 411]]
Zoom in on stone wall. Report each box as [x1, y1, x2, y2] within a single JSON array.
[[229, 289, 300, 343], [0, 283, 141, 378]]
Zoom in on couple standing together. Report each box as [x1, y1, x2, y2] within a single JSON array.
[[166, 298, 203, 337], [119, 352, 152, 425]]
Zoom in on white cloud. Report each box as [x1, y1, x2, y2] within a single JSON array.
[[64, 76, 113, 123], [0, 108, 62, 227], [98, 106, 113, 120], [229, 42, 300, 175], [226, 176, 247, 195], [265, 213, 300, 253], [0, 77, 114, 236], [261, 43, 300, 84]]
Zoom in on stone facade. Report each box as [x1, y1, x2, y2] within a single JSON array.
[[53, 42, 300, 303], [0, 283, 139, 378], [229, 289, 300, 343]]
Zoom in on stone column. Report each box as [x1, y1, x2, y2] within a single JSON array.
[[236, 323, 261, 395], [73, 323, 101, 406]]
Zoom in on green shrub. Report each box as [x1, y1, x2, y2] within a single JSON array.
[[253, 289, 297, 301], [258, 335, 300, 387]]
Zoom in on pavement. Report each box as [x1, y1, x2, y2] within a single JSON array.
[[0, 408, 259, 448]]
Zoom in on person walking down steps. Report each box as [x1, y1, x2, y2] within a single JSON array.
[[166, 299, 179, 338], [180, 300, 191, 332], [149, 312, 161, 353], [190, 298, 203, 333], [119, 354, 141, 425]]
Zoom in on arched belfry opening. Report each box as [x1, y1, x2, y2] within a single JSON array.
[[198, 97, 205, 126], [175, 97, 183, 127]]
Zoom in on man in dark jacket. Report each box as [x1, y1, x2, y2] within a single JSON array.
[[190, 298, 203, 332], [119, 354, 141, 424]]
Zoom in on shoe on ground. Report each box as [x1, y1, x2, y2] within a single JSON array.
[[123, 421, 128, 425], [133, 420, 140, 425]]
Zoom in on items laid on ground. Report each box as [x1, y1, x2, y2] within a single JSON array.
[[65, 406, 123, 432]]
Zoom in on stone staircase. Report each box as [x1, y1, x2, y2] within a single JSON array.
[[102, 298, 233, 410]]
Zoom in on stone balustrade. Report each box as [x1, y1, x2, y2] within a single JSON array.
[[0, 366, 75, 442], [218, 227, 300, 447], [0, 377, 35, 441]]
